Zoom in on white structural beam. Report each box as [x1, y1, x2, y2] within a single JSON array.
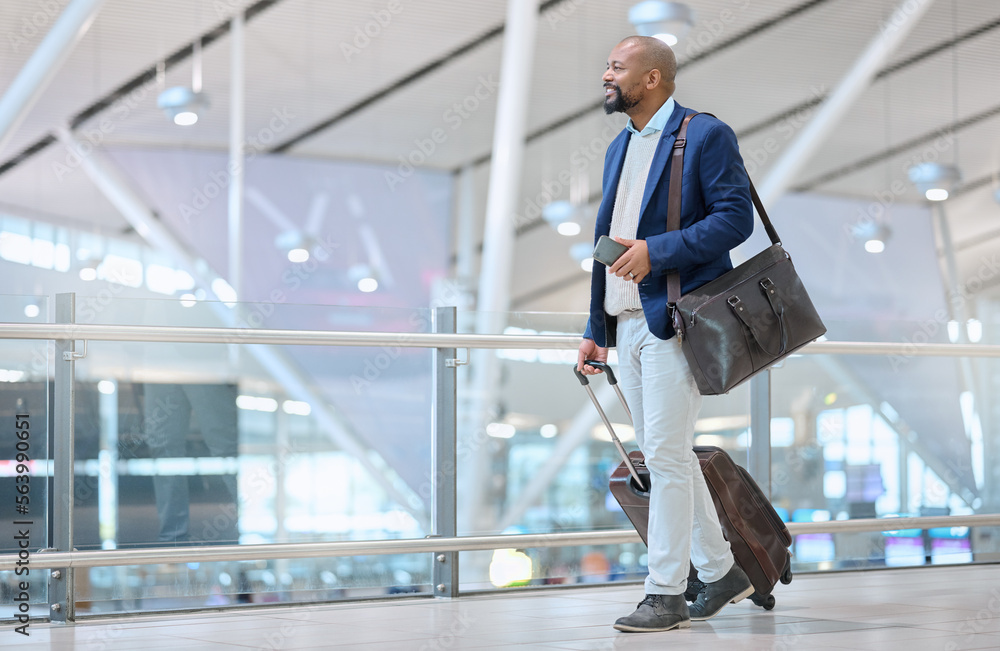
[[227, 13, 246, 374], [464, 0, 539, 536], [0, 0, 107, 156], [474, 0, 538, 328], [55, 127, 428, 528], [228, 12, 245, 299], [757, 0, 935, 208]]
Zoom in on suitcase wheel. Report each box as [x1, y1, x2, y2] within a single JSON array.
[[780, 565, 793, 585], [750, 592, 776, 610]]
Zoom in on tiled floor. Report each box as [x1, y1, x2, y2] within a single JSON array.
[[10, 564, 1000, 650]]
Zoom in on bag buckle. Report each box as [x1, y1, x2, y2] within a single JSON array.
[[727, 295, 744, 312], [669, 303, 684, 344], [672, 138, 686, 149], [760, 277, 775, 294]]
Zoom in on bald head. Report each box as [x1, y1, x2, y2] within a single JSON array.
[[602, 35, 677, 122], [617, 35, 677, 95]]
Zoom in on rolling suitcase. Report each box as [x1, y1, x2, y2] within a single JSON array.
[[574, 360, 793, 610]]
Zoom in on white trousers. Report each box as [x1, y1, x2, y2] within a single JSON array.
[[616, 310, 735, 595]]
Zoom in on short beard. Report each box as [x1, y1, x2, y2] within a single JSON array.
[[603, 85, 640, 115]]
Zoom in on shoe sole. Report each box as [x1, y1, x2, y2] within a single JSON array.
[[689, 585, 756, 622], [613, 619, 691, 633]]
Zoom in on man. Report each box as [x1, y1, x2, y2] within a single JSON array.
[[576, 36, 755, 632]]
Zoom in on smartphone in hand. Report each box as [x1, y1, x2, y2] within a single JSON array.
[[593, 235, 628, 267]]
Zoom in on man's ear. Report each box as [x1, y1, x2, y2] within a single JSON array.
[[646, 68, 661, 90]]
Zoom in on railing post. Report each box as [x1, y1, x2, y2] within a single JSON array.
[[431, 306, 458, 597], [748, 370, 772, 500], [50, 293, 77, 622]]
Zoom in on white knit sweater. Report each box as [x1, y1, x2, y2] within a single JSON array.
[[604, 130, 661, 316]]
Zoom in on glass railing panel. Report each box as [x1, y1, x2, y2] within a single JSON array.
[[59, 297, 436, 614], [0, 295, 50, 623], [769, 327, 999, 572]]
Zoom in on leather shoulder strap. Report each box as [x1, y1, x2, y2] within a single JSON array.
[[665, 112, 782, 307]]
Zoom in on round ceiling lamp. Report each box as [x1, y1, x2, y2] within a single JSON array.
[[628, 1, 694, 46], [157, 38, 209, 126], [851, 221, 891, 254], [908, 162, 961, 202], [157, 87, 209, 126], [542, 200, 582, 236]]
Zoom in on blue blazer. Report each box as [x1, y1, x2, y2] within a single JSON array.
[[584, 102, 754, 347]]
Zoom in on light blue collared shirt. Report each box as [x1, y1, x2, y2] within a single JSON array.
[[625, 96, 676, 137]]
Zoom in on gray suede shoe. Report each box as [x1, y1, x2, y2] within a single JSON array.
[[613, 594, 691, 632], [688, 564, 755, 621]]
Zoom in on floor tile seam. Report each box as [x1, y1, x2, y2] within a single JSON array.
[[170, 626, 457, 643], [768, 625, 975, 641], [814, 616, 979, 628], [167, 632, 343, 648], [733, 622, 907, 637], [909, 623, 1000, 635], [783, 603, 945, 614]]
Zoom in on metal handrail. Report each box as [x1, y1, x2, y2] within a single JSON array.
[[2, 514, 998, 572], [0, 323, 576, 349], [1, 322, 1000, 356]]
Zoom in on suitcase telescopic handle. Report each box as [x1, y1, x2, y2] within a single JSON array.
[[574, 360, 618, 385], [572, 362, 645, 491]]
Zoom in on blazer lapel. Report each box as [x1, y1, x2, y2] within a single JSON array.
[[639, 102, 689, 223]]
